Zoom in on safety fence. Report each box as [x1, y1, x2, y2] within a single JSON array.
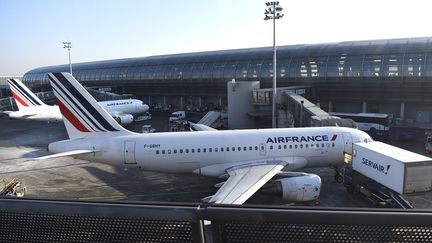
[[1, 198, 432, 242]]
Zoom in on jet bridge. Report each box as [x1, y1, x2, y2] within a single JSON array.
[[282, 91, 356, 128]]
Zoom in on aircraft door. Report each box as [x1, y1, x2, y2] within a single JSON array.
[[259, 143, 266, 156], [342, 133, 353, 154], [124, 141, 136, 164]]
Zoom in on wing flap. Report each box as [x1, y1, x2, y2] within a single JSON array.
[[208, 160, 287, 204]]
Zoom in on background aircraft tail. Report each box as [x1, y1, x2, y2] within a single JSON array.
[[7, 79, 46, 110], [48, 72, 132, 139]]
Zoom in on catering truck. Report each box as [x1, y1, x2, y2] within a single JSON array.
[[341, 141, 432, 208]]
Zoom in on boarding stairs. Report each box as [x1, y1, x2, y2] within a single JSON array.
[[198, 111, 227, 129]]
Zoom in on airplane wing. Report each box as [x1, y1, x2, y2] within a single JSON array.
[[208, 160, 288, 204], [34, 149, 99, 160]]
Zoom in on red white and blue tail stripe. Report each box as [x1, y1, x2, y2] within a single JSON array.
[[7, 79, 45, 110], [48, 72, 131, 139]]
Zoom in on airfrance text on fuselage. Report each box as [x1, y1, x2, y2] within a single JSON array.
[[106, 101, 132, 106], [266, 135, 329, 144]]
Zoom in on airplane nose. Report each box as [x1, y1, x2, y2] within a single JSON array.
[[143, 104, 149, 111]]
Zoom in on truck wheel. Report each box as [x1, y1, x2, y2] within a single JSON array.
[[334, 175, 343, 183]]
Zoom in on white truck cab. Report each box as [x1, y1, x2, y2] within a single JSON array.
[[169, 111, 186, 122]]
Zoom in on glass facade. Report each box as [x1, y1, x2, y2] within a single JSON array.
[[21, 37, 432, 101]]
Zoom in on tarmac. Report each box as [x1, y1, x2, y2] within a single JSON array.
[[0, 112, 431, 208]]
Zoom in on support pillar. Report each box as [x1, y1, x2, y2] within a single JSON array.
[[400, 102, 405, 120], [362, 102, 367, 113], [328, 101, 333, 112]]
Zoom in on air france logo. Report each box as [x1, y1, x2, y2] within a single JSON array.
[[266, 134, 337, 143], [107, 101, 132, 106], [362, 158, 391, 175]]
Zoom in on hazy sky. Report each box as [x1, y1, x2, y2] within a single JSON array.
[[1, 0, 432, 75]]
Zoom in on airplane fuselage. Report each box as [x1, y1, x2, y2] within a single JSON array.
[[6, 99, 148, 122], [7, 105, 62, 122], [48, 127, 371, 176], [100, 99, 149, 117]]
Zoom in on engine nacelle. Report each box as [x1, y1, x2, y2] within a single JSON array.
[[261, 174, 321, 202], [114, 114, 134, 125]]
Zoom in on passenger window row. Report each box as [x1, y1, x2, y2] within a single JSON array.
[[154, 142, 336, 155]]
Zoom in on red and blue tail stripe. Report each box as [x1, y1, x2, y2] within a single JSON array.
[[48, 73, 120, 133], [8, 79, 43, 107]]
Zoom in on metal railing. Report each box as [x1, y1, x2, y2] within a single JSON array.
[[1, 198, 432, 242]]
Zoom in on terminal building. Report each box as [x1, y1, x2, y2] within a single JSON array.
[[22, 37, 432, 126]]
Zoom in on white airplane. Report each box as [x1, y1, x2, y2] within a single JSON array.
[[3, 78, 149, 125], [40, 72, 373, 205]]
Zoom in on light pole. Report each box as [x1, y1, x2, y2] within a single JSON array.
[[264, 1, 283, 128], [63, 41, 72, 75]]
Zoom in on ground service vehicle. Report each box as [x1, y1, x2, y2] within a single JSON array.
[[350, 141, 432, 194]]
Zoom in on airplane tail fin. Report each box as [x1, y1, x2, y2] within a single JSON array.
[[7, 79, 46, 110], [48, 72, 133, 139]]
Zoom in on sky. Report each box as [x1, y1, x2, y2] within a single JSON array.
[[1, 0, 432, 76]]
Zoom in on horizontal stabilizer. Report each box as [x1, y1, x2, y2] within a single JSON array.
[[34, 149, 98, 160]]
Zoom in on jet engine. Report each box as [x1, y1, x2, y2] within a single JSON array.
[[261, 174, 321, 202], [114, 114, 134, 125]]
